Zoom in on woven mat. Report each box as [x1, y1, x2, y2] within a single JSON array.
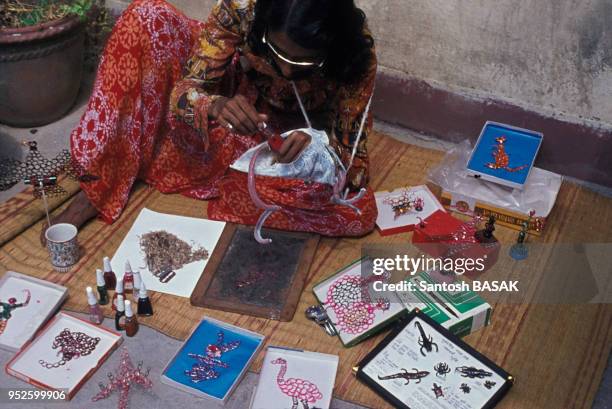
[[1, 131, 610, 409]]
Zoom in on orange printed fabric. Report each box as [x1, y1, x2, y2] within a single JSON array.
[[208, 170, 377, 237], [70, 0, 377, 237], [70, 0, 259, 223]]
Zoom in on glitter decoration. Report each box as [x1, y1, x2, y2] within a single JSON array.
[[416, 212, 499, 259], [139, 230, 209, 283], [39, 328, 100, 368], [485, 136, 528, 172], [323, 271, 391, 334], [0, 289, 30, 335], [184, 331, 240, 382], [383, 189, 425, 219], [92, 348, 153, 409]]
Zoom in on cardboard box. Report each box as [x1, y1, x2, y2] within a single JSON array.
[[311, 259, 492, 347], [397, 271, 492, 337], [6, 312, 122, 400], [412, 209, 501, 274]]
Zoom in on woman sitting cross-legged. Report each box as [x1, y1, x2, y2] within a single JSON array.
[[52, 0, 378, 240]]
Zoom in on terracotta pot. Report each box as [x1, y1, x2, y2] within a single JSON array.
[[0, 15, 85, 127]]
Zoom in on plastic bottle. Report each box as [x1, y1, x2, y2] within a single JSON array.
[[86, 286, 104, 324], [102, 256, 117, 290], [114, 294, 125, 331], [137, 282, 153, 316], [132, 270, 142, 301], [123, 261, 134, 295], [95, 269, 109, 305], [112, 279, 124, 312], [124, 300, 139, 337]]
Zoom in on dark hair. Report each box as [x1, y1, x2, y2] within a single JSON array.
[[248, 0, 374, 84]]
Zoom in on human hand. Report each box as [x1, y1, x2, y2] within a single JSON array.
[[209, 95, 268, 135], [275, 131, 311, 163]]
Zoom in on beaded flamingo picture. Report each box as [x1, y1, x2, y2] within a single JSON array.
[[251, 347, 338, 409], [271, 357, 323, 409]]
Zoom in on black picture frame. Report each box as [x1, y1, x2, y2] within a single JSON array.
[[355, 308, 514, 409]]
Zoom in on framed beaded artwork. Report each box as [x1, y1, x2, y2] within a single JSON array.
[[0, 271, 67, 352], [6, 312, 122, 400], [250, 346, 339, 409], [161, 317, 264, 403], [354, 309, 513, 409], [312, 257, 408, 347], [466, 121, 543, 190]]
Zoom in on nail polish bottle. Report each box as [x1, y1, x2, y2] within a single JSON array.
[[124, 300, 139, 337], [95, 269, 109, 305], [137, 282, 153, 316], [112, 279, 124, 312], [132, 269, 142, 301], [103, 256, 116, 290], [86, 286, 104, 325], [123, 261, 134, 295], [114, 294, 125, 331]]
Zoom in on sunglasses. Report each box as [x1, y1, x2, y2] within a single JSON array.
[[262, 31, 326, 68]]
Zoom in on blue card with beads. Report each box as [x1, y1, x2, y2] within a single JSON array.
[[161, 317, 264, 402], [467, 121, 543, 189]]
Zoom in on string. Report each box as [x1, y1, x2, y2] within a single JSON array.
[[290, 81, 312, 129], [39, 180, 51, 226], [343, 93, 373, 198]]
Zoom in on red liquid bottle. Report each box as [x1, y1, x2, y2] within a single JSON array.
[[124, 300, 139, 337], [123, 260, 134, 295], [102, 256, 116, 290]]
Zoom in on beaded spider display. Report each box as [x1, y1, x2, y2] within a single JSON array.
[[322, 270, 391, 335], [383, 189, 424, 219], [92, 348, 153, 409], [184, 331, 241, 382]]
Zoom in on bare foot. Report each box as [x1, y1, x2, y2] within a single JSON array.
[[40, 190, 98, 246]]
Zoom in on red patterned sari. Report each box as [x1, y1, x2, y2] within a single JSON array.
[[70, 0, 377, 237]]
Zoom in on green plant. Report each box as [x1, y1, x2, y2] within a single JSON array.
[[1, 0, 94, 29]]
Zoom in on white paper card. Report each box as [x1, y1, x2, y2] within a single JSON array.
[[0, 272, 66, 351], [251, 347, 338, 409], [375, 185, 444, 233], [111, 208, 226, 297]]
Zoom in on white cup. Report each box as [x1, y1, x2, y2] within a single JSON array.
[[45, 223, 79, 272]]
